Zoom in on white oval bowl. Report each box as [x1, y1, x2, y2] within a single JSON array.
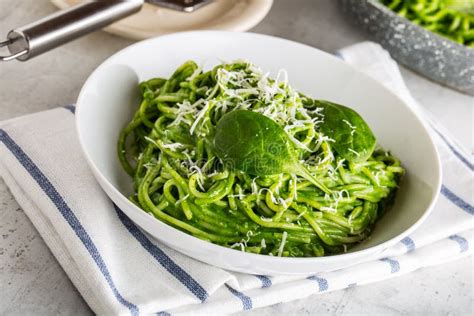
[[76, 31, 441, 275]]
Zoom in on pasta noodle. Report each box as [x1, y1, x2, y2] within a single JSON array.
[[118, 61, 404, 257]]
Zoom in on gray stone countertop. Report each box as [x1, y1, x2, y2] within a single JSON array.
[[0, 0, 472, 315]]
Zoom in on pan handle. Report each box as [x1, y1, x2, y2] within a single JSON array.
[[0, 0, 143, 62]]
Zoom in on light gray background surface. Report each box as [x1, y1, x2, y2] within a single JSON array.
[[0, 0, 473, 315]]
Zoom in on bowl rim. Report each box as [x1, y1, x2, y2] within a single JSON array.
[[76, 30, 442, 265]]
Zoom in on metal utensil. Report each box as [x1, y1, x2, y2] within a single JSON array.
[[0, 0, 212, 62]]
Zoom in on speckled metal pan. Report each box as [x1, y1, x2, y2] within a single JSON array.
[[341, 0, 474, 96]]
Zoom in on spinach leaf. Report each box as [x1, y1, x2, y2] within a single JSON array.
[[213, 110, 331, 194], [315, 100, 376, 163]]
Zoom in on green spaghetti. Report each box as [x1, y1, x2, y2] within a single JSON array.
[[118, 60, 404, 257], [380, 0, 474, 47]]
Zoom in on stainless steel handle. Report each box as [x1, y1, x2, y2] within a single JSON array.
[[1, 0, 143, 62]]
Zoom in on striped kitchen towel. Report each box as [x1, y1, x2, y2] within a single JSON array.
[[0, 42, 472, 314]]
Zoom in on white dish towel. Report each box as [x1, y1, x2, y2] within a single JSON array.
[[0, 42, 472, 315]]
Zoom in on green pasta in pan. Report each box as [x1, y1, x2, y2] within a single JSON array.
[[118, 60, 404, 257], [380, 0, 474, 47]]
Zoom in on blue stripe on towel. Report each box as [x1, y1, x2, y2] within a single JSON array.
[[441, 185, 474, 215], [63, 105, 76, 114], [334, 51, 344, 60], [225, 284, 252, 310], [0, 129, 138, 315], [114, 205, 209, 302], [449, 235, 469, 253], [61, 104, 209, 302], [307, 275, 329, 291], [380, 258, 400, 273], [400, 236, 416, 252], [255, 275, 272, 288], [156, 311, 170, 316], [430, 125, 474, 171]]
